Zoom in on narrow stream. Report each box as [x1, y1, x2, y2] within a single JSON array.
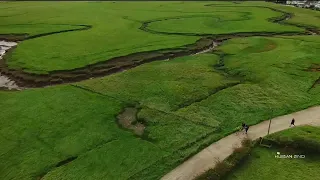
[[194, 41, 220, 55], [0, 41, 21, 90]]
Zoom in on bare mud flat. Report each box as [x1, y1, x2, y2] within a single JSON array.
[[0, 41, 21, 90], [117, 107, 145, 136]]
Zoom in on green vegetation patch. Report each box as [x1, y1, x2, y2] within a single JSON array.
[[0, 24, 85, 36], [137, 107, 215, 151], [176, 36, 320, 134], [0, 86, 122, 179], [1, 2, 200, 73], [217, 1, 320, 29], [1, 35, 320, 180], [42, 138, 166, 180], [78, 53, 237, 113], [0, 86, 171, 180], [77, 36, 320, 179], [0, 84, 217, 180]]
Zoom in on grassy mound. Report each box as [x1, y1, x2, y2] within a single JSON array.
[[267, 125, 320, 153], [226, 126, 320, 180], [226, 146, 320, 180]]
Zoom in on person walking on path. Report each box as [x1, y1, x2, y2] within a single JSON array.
[[235, 123, 246, 135], [290, 118, 295, 127], [241, 122, 246, 131], [244, 124, 249, 134]]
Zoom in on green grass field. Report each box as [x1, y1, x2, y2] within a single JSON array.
[[0, 1, 320, 180], [226, 126, 320, 180], [0, 1, 317, 73], [146, 7, 302, 35]]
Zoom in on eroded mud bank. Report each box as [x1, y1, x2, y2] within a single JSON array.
[[0, 41, 21, 90]]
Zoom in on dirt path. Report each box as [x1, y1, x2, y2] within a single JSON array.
[[161, 105, 320, 180]]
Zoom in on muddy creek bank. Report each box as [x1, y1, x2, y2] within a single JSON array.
[[0, 41, 21, 90]]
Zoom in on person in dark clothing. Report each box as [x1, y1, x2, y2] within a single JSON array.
[[290, 118, 295, 127], [244, 125, 249, 134], [242, 122, 246, 131]]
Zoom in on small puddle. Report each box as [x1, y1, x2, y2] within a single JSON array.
[[117, 107, 145, 136], [0, 40, 21, 90]]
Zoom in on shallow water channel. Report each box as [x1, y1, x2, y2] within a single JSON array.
[[0, 41, 21, 90], [194, 41, 219, 55]]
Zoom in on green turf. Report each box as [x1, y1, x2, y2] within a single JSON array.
[[78, 53, 238, 112], [0, 85, 180, 180], [43, 138, 166, 180], [0, 24, 85, 36], [146, 7, 302, 34]]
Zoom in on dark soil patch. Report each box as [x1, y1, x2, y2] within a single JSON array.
[[309, 64, 320, 72], [55, 156, 77, 167], [310, 77, 320, 90], [0, 34, 28, 41], [36, 156, 78, 180], [306, 64, 320, 91], [174, 82, 240, 111], [117, 107, 145, 136], [0, 24, 91, 42]]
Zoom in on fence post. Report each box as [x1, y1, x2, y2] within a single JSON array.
[[267, 118, 272, 135]]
